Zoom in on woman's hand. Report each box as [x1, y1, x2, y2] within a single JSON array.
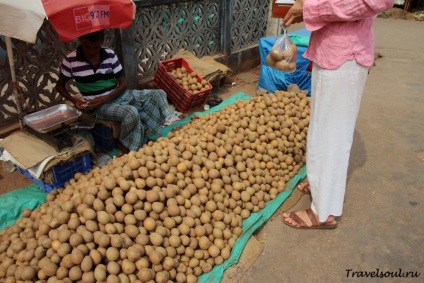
[[283, 0, 304, 27]]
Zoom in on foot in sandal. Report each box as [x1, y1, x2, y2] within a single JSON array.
[[281, 208, 337, 229], [297, 181, 311, 194]]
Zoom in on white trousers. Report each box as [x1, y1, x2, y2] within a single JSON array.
[[308, 60, 369, 222]]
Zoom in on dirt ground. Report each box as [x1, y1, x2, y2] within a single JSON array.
[[0, 164, 34, 195], [379, 7, 424, 20]]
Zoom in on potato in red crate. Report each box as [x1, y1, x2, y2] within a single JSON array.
[[154, 58, 212, 112]]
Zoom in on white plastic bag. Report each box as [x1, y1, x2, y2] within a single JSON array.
[[266, 27, 297, 73]]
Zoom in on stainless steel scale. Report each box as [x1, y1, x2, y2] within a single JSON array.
[[21, 104, 95, 151]]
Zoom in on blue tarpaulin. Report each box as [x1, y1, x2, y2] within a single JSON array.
[[258, 28, 312, 95]]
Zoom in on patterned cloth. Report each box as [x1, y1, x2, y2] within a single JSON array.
[[94, 89, 173, 151]]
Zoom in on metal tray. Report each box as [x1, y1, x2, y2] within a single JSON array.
[[23, 104, 82, 133]]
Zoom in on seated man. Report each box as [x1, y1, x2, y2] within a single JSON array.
[[55, 30, 172, 153]]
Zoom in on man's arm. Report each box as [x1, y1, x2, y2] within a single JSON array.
[[55, 77, 87, 110], [85, 75, 128, 109]]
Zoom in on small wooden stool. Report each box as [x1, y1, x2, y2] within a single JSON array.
[[78, 112, 120, 138], [95, 120, 121, 139]]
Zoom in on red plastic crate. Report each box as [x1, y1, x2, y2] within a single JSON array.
[[154, 58, 213, 112]]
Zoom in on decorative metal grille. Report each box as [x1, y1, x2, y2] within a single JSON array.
[[232, 0, 269, 50], [133, 0, 221, 80], [0, 22, 72, 121]]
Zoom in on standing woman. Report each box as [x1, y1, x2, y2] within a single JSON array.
[[281, 0, 395, 229]]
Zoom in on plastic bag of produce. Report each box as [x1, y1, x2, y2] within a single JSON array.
[[266, 27, 297, 73]]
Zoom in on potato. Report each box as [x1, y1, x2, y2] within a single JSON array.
[[288, 61, 297, 72], [266, 54, 277, 67], [270, 48, 284, 61], [275, 60, 290, 72]]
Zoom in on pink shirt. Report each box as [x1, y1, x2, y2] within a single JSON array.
[[303, 0, 394, 69]]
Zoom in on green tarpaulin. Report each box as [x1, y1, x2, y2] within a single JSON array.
[[0, 184, 46, 231], [289, 34, 310, 47]]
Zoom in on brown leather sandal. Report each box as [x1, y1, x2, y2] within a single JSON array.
[[297, 181, 311, 195], [281, 208, 338, 230]]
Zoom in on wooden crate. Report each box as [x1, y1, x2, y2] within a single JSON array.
[[272, 1, 293, 18]]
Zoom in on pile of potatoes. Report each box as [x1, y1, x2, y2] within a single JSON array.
[[168, 67, 211, 95], [0, 90, 310, 283]]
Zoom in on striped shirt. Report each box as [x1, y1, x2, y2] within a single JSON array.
[[59, 46, 124, 100]]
